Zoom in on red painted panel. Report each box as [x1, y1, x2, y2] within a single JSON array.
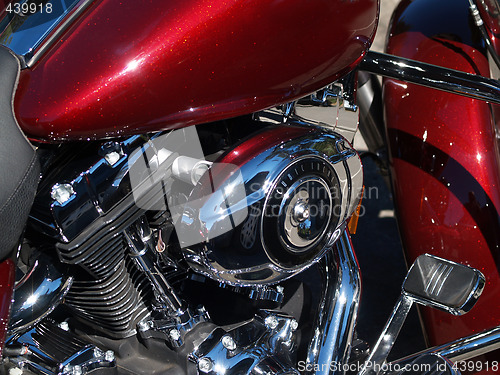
[[13, 0, 378, 141], [384, 28, 500, 349], [0, 259, 15, 356]]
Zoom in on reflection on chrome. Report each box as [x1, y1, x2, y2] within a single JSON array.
[[8, 254, 73, 334], [306, 229, 361, 375], [360, 51, 500, 105], [179, 125, 363, 287]]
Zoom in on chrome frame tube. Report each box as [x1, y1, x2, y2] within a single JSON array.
[[359, 51, 500, 105], [306, 229, 361, 375], [389, 326, 500, 369]]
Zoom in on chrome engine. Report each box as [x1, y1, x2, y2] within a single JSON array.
[[5, 112, 363, 374]]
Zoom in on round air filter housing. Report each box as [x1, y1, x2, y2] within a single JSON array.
[[176, 124, 362, 286]]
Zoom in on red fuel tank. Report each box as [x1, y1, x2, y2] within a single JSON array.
[[10, 0, 378, 141]]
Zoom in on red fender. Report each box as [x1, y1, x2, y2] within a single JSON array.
[[384, 0, 500, 349]]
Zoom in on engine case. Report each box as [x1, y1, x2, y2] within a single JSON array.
[[28, 121, 362, 335]]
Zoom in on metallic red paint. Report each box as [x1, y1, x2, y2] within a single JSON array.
[[221, 125, 315, 167], [12, 0, 378, 141], [384, 0, 500, 352], [0, 259, 15, 357]]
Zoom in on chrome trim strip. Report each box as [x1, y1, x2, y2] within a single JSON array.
[[257, 73, 360, 144], [390, 326, 500, 367], [0, 0, 95, 67], [359, 51, 500, 105], [306, 229, 361, 375], [27, 0, 95, 67]]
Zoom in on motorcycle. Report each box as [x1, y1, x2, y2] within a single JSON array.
[[0, 0, 499, 373]]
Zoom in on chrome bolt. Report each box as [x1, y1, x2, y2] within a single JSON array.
[[100, 142, 123, 166], [293, 201, 310, 222], [93, 348, 104, 358], [276, 286, 284, 294], [290, 319, 299, 331], [104, 151, 121, 166], [169, 329, 181, 341], [72, 365, 82, 375], [264, 315, 279, 330], [19, 346, 29, 356], [221, 335, 236, 351], [104, 350, 115, 362], [59, 321, 70, 331], [197, 357, 213, 373], [137, 321, 150, 332], [51, 184, 75, 205], [9, 368, 23, 375], [63, 365, 72, 374]]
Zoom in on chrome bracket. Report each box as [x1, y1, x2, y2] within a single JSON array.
[[125, 216, 184, 314], [189, 310, 299, 375], [137, 305, 211, 348], [254, 73, 359, 143]]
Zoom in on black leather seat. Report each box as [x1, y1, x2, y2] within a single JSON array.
[[0, 46, 39, 260]]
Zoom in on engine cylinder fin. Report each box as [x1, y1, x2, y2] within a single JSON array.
[[84, 237, 125, 271], [59, 234, 127, 279], [67, 280, 136, 310], [59, 232, 123, 262], [65, 260, 153, 338]]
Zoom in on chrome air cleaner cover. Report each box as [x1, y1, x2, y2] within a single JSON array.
[[177, 123, 362, 286]]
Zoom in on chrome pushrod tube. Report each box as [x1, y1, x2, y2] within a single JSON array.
[[359, 51, 500, 105], [388, 325, 500, 369], [306, 229, 361, 375]]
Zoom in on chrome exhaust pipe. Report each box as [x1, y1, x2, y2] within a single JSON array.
[[306, 229, 361, 375]]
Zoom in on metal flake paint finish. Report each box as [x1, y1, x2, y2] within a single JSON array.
[[384, 0, 500, 349], [0, 259, 14, 356], [12, 0, 379, 141]]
